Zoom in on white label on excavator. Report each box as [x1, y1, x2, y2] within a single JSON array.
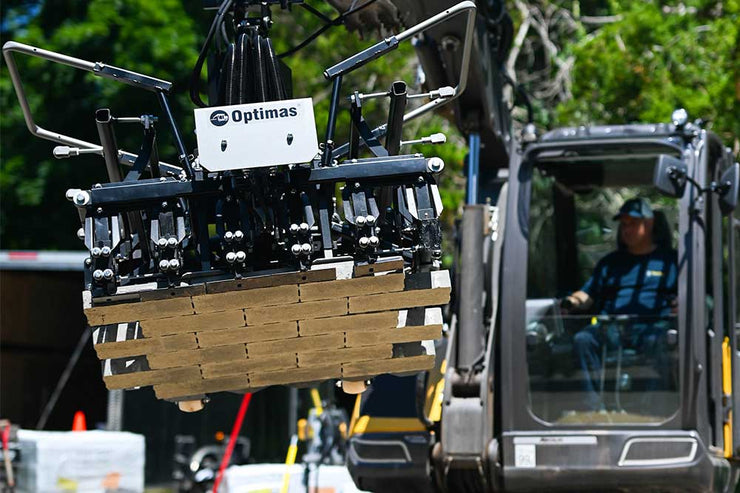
[[194, 97, 319, 171], [514, 444, 536, 468]]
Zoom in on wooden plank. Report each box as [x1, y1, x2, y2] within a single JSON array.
[[205, 269, 336, 294], [298, 311, 397, 336], [154, 375, 250, 400], [201, 353, 297, 379], [246, 333, 345, 357], [103, 366, 201, 390], [353, 258, 404, 277], [345, 325, 442, 348], [196, 322, 298, 348], [139, 284, 206, 302], [86, 297, 194, 326], [192, 285, 299, 313], [348, 288, 450, 314], [147, 344, 247, 369], [247, 299, 348, 325], [250, 364, 341, 387], [342, 354, 435, 378], [298, 344, 392, 368], [94, 333, 198, 359], [139, 310, 244, 337], [299, 274, 404, 302]]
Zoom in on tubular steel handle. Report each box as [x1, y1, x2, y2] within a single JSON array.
[[2, 41, 181, 174], [328, 1, 478, 160]]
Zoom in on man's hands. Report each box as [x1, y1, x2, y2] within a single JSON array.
[[560, 291, 593, 314]]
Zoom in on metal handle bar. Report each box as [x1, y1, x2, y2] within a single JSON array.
[[2, 41, 182, 175], [326, 1, 477, 160]]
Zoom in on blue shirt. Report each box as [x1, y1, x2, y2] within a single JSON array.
[[581, 247, 678, 316]]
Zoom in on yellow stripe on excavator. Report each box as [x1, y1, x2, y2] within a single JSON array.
[[352, 415, 427, 434], [722, 337, 733, 458]]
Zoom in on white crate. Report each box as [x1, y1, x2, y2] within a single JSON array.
[[16, 430, 145, 492]]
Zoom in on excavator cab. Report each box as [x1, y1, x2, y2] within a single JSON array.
[[497, 119, 740, 492]]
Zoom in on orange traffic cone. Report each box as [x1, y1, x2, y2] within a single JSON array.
[[72, 411, 87, 431]]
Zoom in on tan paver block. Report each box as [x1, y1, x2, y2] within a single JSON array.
[[247, 333, 345, 357], [104, 366, 201, 390], [147, 344, 246, 369], [86, 297, 195, 325], [155, 375, 250, 400], [140, 310, 244, 337], [197, 322, 298, 347], [94, 333, 198, 359], [299, 344, 392, 367], [202, 353, 297, 379], [345, 325, 442, 348], [250, 364, 341, 387], [192, 285, 299, 313], [348, 288, 450, 314], [298, 311, 397, 336], [299, 274, 404, 302], [247, 299, 347, 325], [342, 354, 435, 378]]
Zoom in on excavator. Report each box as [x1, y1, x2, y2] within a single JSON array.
[[341, 1, 740, 492], [4, 0, 740, 491]]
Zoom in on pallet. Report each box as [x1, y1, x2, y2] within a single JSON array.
[[85, 260, 450, 402]]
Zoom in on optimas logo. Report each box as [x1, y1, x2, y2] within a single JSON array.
[[210, 110, 229, 127]]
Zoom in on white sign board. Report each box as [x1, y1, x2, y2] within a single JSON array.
[[194, 98, 319, 172]]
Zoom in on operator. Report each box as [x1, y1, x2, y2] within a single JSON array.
[[562, 198, 678, 411]]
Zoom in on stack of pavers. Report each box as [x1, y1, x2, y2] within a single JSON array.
[[85, 259, 450, 402]]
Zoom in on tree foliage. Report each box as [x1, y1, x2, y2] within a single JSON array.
[[1, 0, 737, 250]]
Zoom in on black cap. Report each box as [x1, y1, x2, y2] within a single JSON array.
[[613, 198, 654, 220]]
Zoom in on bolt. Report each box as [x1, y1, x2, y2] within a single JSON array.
[[291, 244, 302, 256], [427, 157, 445, 173], [369, 236, 379, 247], [224, 231, 234, 242], [96, 207, 103, 214], [167, 237, 177, 248], [299, 222, 309, 233], [84, 258, 92, 266], [158, 238, 168, 248], [226, 252, 237, 263], [161, 201, 168, 209], [160, 177, 167, 182], [77, 228, 85, 241], [91, 247, 102, 258], [101, 246, 111, 257], [74, 192, 90, 206], [234, 230, 244, 241], [432, 249, 442, 259], [168, 259, 180, 270], [301, 243, 312, 254], [290, 223, 300, 234], [418, 176, 425, 183], [354, 183, 361, 189], [359, 237, 370, 248], [356, 216, 366, 226], [102, 269, 114, 280], [93, 183, 102, 189], [93, 269, 104, 281], [159, 259, 170, 271], [366, 215, 376, 225], [235, 251, 246, 262]]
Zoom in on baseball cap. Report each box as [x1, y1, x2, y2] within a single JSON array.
[[612, 198, 654, 220]]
